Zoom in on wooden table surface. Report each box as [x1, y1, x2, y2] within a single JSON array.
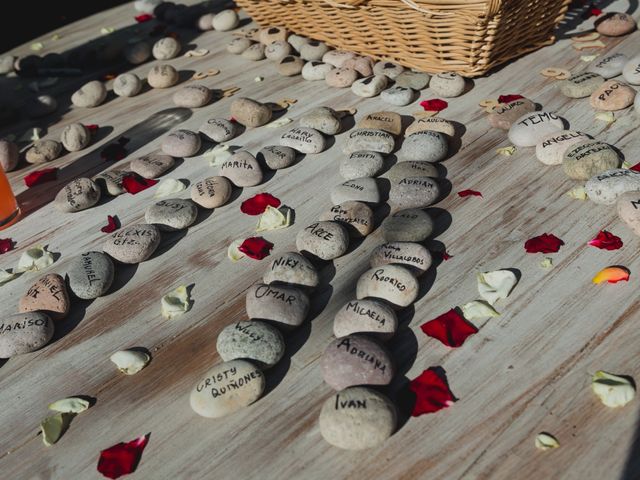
[[1, 1, 640, 479]]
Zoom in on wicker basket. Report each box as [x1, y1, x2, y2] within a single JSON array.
[[235, 0, 572, 77]]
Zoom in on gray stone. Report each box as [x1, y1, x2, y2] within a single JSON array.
[[623, 55, 640, 85], [430, 72, 466, 97], [372, 61, 404, 79], [263, 251, 319, 288], [302, 61, 334, 81], [190, 176, 232, 209], [559, 72, 605, 98], [67, 251, 115, 299], [113, 73, 143, 97], [26, 140, 62, 164], [161, 129, 201, 157], [152, 37, 181, 60], [588, 53, 628, 79], [71, 80, 107, 108], [343, 129, 395, 155], [339, 151, 384, 180], [95, 170, 130, 196], [0, 312, 53, 358], [389, 176, 440, 211], [280, 127, 326, 154], [563, 140, 620, 180], [216, 320, 285, 369], [219, 150, 263, 187], [212, 9, 239, 31], [277, 55, 304, 76], [130, 151, 175, 179], [245, 283, 310, 329], [386, 161, 438, 183], [199, 118, 239, 143], [370, 242, 432, 275], [585, 169, 640, 205], [381, 86, 415, 106], [230, 98, 272, 127], [319, 201, 374, 238], [299, 107, 341, 135], [333, 299, 398, 340], [351, 75, 388, 97], [296, 221, 349, 260], [147, 64, 179, 88], [227, 37, 253, 54], [331, 177, 380, 204], [54, 178, 101, 212], [322, 50, 356, 68], [265, 41, 292, 61], [102, 223, 162, 264], [172, 84, 212, 108], [356, 265, 419, 308], [61, 123, 90, 151], [257, 145, 297, 170], [300, 41, 330, 61], [507, 111, 565, 147], [325, 67, 359, 88], [395, 71, 430, 90], [288, 34, 309, 52], [618, 192, 640, 236], [401, 131, 449, 162], [242, 43, 266, 61], [145, 198, 198, 231]]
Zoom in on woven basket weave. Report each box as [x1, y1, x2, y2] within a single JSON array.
[[235, 0, 572, 77]]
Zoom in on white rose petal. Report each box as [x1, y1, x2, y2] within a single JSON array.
[[535, 432, 560, 450], [256, 206, 291, 232], [15, 245, 55, 273], [110, 350, 151, 375], [566, 186, 588, 200], [161, 285, 191, 319], [154, 178, 186, 198], [0, 269, 17, 285], [203, 145, 231, 167], [227, 239, 245, 262], [461, 300, 500, 319], [40, 412, 74, 447], [477, 270, 518, 306], [592, 370, 635, 408], [540, 257, 553, 269], [48, 397, 90, 413]]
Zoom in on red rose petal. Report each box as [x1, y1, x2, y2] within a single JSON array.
[[97, 434, 149, 479], [590, 7, 602, 16], [409, 367, 456, 416], [240, 193, 281, 215], [101, 215, 119, 233], [85, 124, 99, 132], [238, 237, 273, 260], [122, 174, 158, 195], [524, 233, 564, 254], [442, 251, 453, 261], [420, 99, 448, 112], [134, 14, 153, 23], [420, 308, 478, 347], [0, 238, 14, 254], [497, 94, 524, 104], [23, 168, 58, 187], [458, 189, 482, 198], [629, 162, 640, 172], [229, 117, 237, 123], [588, 230, 623, 250]]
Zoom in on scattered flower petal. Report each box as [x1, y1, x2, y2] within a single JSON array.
[[110, 350, 150, 375], [420, 308, 478, 347], [122, 174, 158, 195], [264, 117, 292, 128], [202, 145, 231, 166], [458, 189, 482, 198], [40, 412, 74, 447], [24, 168, 58, 187], [525, 233, 564, 254], [51, 34, 61, 41], [589, 7, 603, 16], [15, 245, 55, 272], [101, 215, 119, 234], [254, 76, 264, 82], [85, 124, 100, 132], [420, 99, 448, 112], [588, 230, 623, 250], [48, 397, 90, 413], [595, 111, 615, 123], [497, 94, 524, 104], [629, 162, 640, 172], [238, 237, 273, 260], [154, 178, 186, 198], [0, 269, 17, 285], [592, 371, 635, 408], [409, 367, 455, 416], [592, 266, 630, 284], [477, 270, 518, 305], [496, 146, 516, 156], [227, 239, 246, 262], [161, 285, 191, 319], [97, 434, 149, 479], [134, 14, 153, 22], [241, 193, 281, 215], [100, 27, 115, 35], [461, 300, 500, 319], [31, 42, 44, 51], [540, 257, 554, 269], [0, 238, 14, 254], [256, 206, 291, 232], [535, 432, 560, 450], [566, 186, 588, 200], [581, 54, 598, 62], [19, 127, 44, 142], [442, 251, 453, 261]]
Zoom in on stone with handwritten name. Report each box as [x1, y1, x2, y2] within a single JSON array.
[[339, 151, 384, 180], [95, 170, 131, 196], [0, 312, 54, 358], [623, 55, 640, 85], [227, 37, 253, 54], [331, 177, 381, 204], [351, 75, 388, 97], [220, 150, 263, 187], [71, 80, 107, 108], [373, 61, 404, 79], [487, 98, 537, 129], [54, 177, 101, 212], [190, 176, 232, 209], [130, 151, 175, 179], [343, 55, 374, 76], [319, 201, 374, 238], [319, 386, 397, 450], [216, 320, 285, 369], [145, 198, 198, 231], [430, 71, 466, 97], [385, 161, 438, 183], [190, 359, 265, 418], [26, 139, 62, 164], [18, 274, 70, 320], [242, 43, 266, 61], [585, 169, 640, 205], [263, 251, 319, 288], [299, 107, 341, 135], [325, 67, 359, 88], [356, 265, 419, 308], [563, 140, 620, 180], [371, 242, 432, 276], [230, 98, 272, 127], [588, 53, 628, 79], [172, 84, 212, 108], [0, 140, 18, 172], [199, 118, 239, 143], [401, 130, 449, 162], [535, 130, 591, 165], [395, 70, 430, 90], [296, 221, 349, 260], [280, 127, 326, 154], [61, 123, 90, 152], [321, 334, 395, 390], [358, 111, 401, 136], [559, 72, 605, 99], [265, 41, 292, 62], [596, 12, 637, 36], [103, 223, 161, 264], [277, 55, 304, 76], [334, 299, 397, 340], [508, 111, 565, 147], [590, 79, 636, 111], [246, 283, 310, 329], [257, 145, 297, 170], [300, 40, 330, 61], [381, 208, 434, 242], [161, 129, 201, 157], [67, 251, 115, 299], [617, 192, 640, 236], [301, 61, 334, 81], [113, 73, 142, 97], [389, 176, 439, 211], [406, 117, 455, 137], [381, 86, 415, 106], [343, 129, 395, 154]]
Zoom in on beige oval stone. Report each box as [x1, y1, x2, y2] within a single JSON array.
[[191, 176, 232, 209], [487, 98, 536, 130], [590, 79, 636, 111], [563, 140, 620, 180], [356, 265, 419, 308], [406, 117, 455, 137], [130, 151, 175, 179], [147, 64, 179, 88], [61, 123, 90, 151], [535, 130, 591, 165], [152, 36, 181, 60], [333, 299, 397, 339], [319, 201, 373, 238], [18, 274, 70, 320], [262, 251, 319, 288], [385, 161, 439, 183], [370, 242, 432, 275], [102, 223, 162, 264], [0, 312, 54, 358], [357, 111, 402, 136], [71, 80, 107, 108], [54, 177, 101, 212], [295, 221, 349, 260], [617, 191, 640, 236], [230, 98, 272, 127], [26, 139, 62, 164], [219, 150, 263, 187], [245, 283, 310, 329], [172, 84, 212, 108]]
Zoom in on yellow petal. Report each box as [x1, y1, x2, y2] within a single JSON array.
[[592, 266, 630, 284], [535, 432, 560, 450], [40, 413, 74, 446], [496, 146, 516, 156], [0, 269, 17, 285], [592, 371, 635, 408], [580, 54, 598, 62], [100, 27, 115, 35], [30, 42, 44, 51], [154, 178, 186, 198], [15, 245, 55, 273], [48, 397, 90, 413], [264, 117, 293, 128], [595, 111, 615, 123], [566, 186, 588, 200], [477, 270, 518, 306], [110, 350, 150, 375], [256, 206, 291, 232], [461, 300, 500, 319], [161, 285, 191, 319], [51, 34, 61, 41], [622, 160, 633, 170], [540, 257, 553, 269], [227, 239, 245, 262]]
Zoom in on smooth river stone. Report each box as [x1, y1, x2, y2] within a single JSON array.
[[358, 111, 401, 136], [288, 34, 310, 52], [265, 41, 292, 62], [296, 221, 349, 260], [227, 37, 253, 54], [245, 283, 310, 329], [0, 312, 54, 358], [351, 75, 388, 97], [343, 56, 374, 76], [263, 251, 319, 288], [386, 161, 438, 184], [241, 43, 266, 61], [172, 84, 212, 108], [430, 72, 466, 97], [487, 98, 537, 129], [199, 118, 239, 143], [585, 169, 640, 205], [190, 176, 232, 208], [190, 359, 265, 418], [507, 111, 565, 147], [277, 55, 304, 76], [54, 178, 101, 212], [401, 131, 448, 162], [321, 334, 394, 390], [357, 264, 419, 308], [339, 151, 384, 180], [406, 117, 455, 137], [319, 387, 397, 450], [395, 70, 430, 90], [373, 61, 404, 79], [617, 192, 640, 236], [212, 9, 240, 31], [26, 139, 62, 164], [216, 320, 285, 369], [153, 36, 181, 59], [381, 209, 433, 242], [302, 61, 334, 81], [590, 79, 636, 111], [96, 169, 132, 196], [257, 145, 297, 170], [67, 251, 114, 299], [331, 178, 380, 204], [230, 98, 272, 128], [300, 41, 330, 61], [18, 274, 70, 320], [145, 198, 198, 231], [596, 12, 637, 36], [280, 127, 326, 154], [559, 72, 605, 98], [343, 129, 394, 155], [71, 80, 107, 108], [113, 73, 143, 97], [219, 151, 263, 187], [535, 130, 591, 165], [102, 223, 161, 264], [588, 52, 628, 79], [380, 86, 415, 106], [0, 140, 18, 172], [299, 107, 341, 135], [563, 140, 620, 180], [333, 299, 397, 340], [161, 129, 201, 157], [389, 176, 439, 211], [323, 50, 356, 67], [61, 123, 90, 151], [319, 201, 374, 238], [623, 56, 640, 85], [325, 67, 358, 88], [370, 242, 431, 275], [130, 151, 175, 179]]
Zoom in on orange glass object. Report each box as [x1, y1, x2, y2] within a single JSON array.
[[0, 166, 19, 230]]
